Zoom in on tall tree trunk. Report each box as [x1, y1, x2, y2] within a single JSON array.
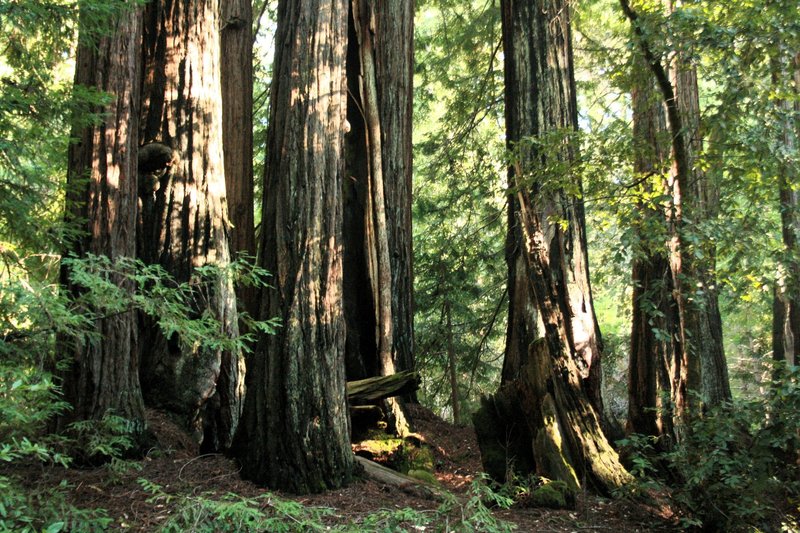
[[670, 57, 730, 406], [220, 0, 256, 312], [620, 0, 731, 413], [138, 0, 242, 451], [57, 2, 148, 445], [627, 58, 681, 444], [234, 0, 354, 493], [498, 8, 604, 415], [475, 0, 630, 494], [342, 0, 415, 387], [772, 54, 800, 367]]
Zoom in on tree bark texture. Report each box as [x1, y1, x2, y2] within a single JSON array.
[[234, 0, 354, 493], [138, 0, 242, 451], [492, 0, 630, 493], [220, 0, 256, 312], [501, 196, 541, 384], [772, 55, 800, 367], [57, 3, 148, 444], [627, 61, 681, 444], [499, 1, 604, 415], [342, 0, 415, 385]]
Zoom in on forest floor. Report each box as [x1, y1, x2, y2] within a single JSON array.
[[13, 405, 681, 531]]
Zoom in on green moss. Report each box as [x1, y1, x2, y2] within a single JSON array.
[[407, 469, 439, 485], [390, 442, 435, 474], [358, 438, 404, 455], [529, 481, 576, 510]]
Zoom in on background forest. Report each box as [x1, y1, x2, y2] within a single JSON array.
[[1, 0, 799, 531]]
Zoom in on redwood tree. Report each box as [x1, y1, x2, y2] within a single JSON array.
[[342, 0, 414, 383], [620, 0, 731, 412], [138, 0, 242, 451], [474, 0, 630, 494], [57, 2, 147, 444], [234, 0, 354, 493], [627, 57, 682, 443]]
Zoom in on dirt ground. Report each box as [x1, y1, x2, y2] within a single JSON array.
[[10, 405, 681, 531]]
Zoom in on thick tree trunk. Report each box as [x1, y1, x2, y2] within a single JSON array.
[[482, 0, 630, 494], [234, 0, 354, 493], [220, 0, 256, 313], [499, 2, 604, 416], [342, 0, 415, 386], [627, 62, 681, 444], [138, 0, 242, 451], [57, 3, 148, 445]]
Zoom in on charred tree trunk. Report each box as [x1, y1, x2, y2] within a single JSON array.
[[138, 0, 242, 451], [57, 3, 148, 445], [234, 0, 354, 493], [476, 0, 630, 494], [627, 59, 681, 444], [342, 0, 414, 387], [499, 5, 604, 417]]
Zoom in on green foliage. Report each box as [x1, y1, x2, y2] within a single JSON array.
[[414, 0, 508, 423], [621, 364, 800, 531], [0, 252, 275, 532], [137, 474, 516, 533]]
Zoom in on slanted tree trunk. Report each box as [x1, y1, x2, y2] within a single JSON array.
[[475, 0, 630, 494], [220, 0, 256, 315], [234, 0, 354, 493], [620, 0, 730, 411], [57, 3, 148, 445], [138, 0, 242, 451], [772, 55, 800, 367], [627, 57, 681, 444], [342, 0, 414, 384]]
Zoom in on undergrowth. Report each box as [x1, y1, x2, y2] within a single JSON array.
[[137, 473, 516, 532], [619, 364, 800, 532]]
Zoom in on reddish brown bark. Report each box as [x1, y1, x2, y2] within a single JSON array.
[[475, 0, 630, 494], [220, 0, 256, 315], [138, 0, 242, 451], [627, 60, 681, 443], [234, 0, 354, 493], [57, 4, 148, 444], [621, 0, 731, 414]]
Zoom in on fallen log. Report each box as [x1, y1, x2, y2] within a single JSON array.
[[354, 455, 444, 500], [346, 370, 420, 404]]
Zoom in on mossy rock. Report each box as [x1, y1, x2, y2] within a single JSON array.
[[525, 480, 577, 510], [389, 442, 435, 474]]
